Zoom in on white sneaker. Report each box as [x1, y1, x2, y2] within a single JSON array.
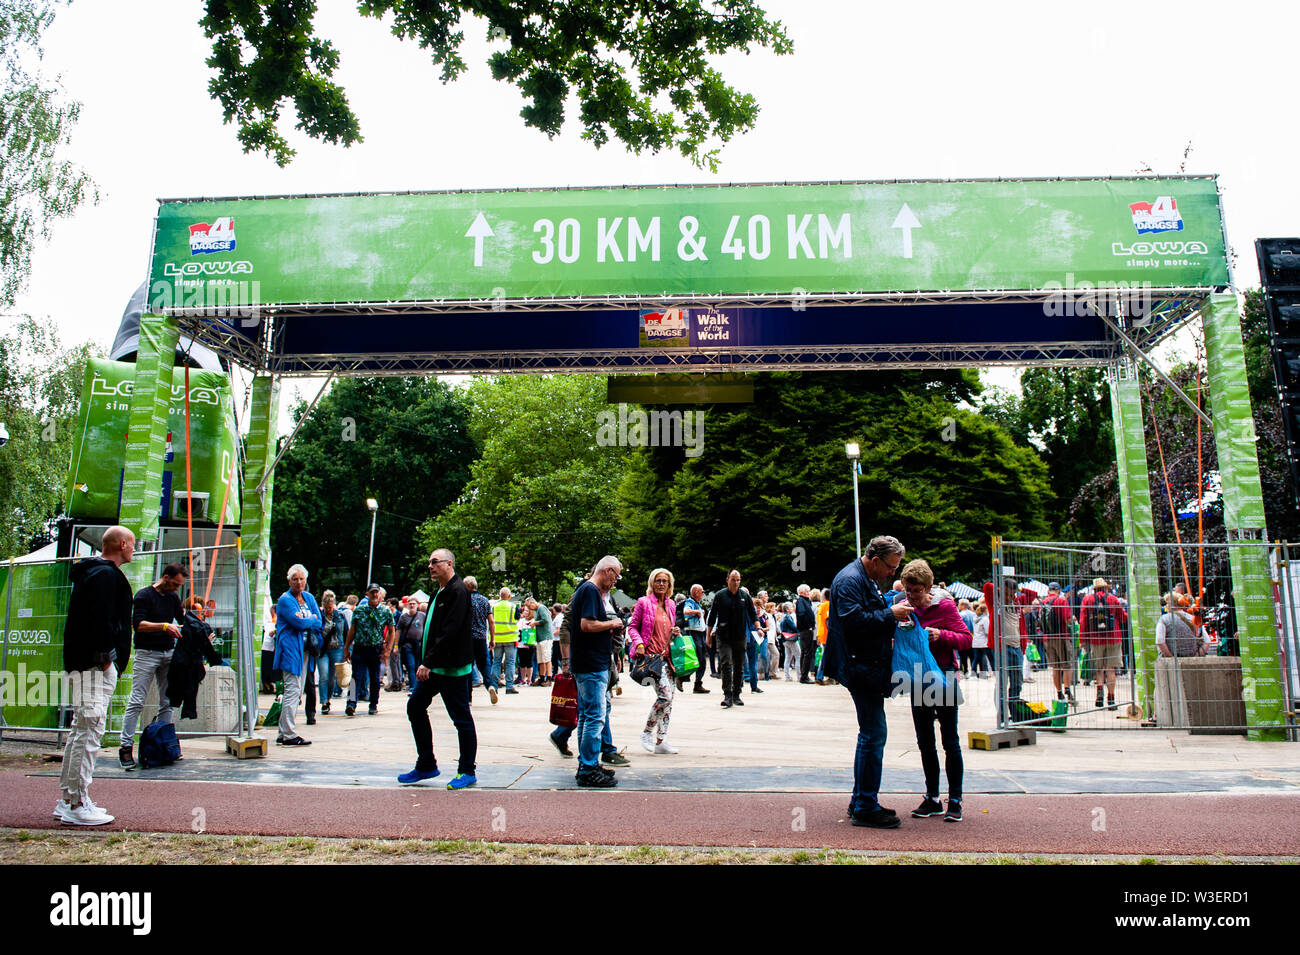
[[640, 731, 655, 753], [55, 794, 103, 821], [654, 741, 678, 755], [62, 803, 114, 826]]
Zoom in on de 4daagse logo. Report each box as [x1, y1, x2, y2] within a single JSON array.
[[189, 217, 236, 255], [1129, 197, 1183, 235]]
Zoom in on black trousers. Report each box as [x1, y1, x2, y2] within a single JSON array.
[[798, 629, 816, 680], [408, 671, 477, 776], [304, 658, 317, 717], [718, 638, 747, 699], [910, 703, 963, 801], [473, 639, 490, 687], [350, 645, 382, 710], [690, 632, 708, 686]]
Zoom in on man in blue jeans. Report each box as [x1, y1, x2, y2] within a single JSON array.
[[566, 557, 625, 787], [823, 535, 911, 830], [550, 678, 621, 761]]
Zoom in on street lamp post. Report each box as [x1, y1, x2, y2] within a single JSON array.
[[845, 442, 861, 558], [365, 498, 379, 586]]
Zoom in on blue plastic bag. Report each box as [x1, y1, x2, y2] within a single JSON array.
[[890, 612, 954, 704]]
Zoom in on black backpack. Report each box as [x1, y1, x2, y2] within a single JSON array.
[[139, 719, 181, 768], [1088, 595, 1115, 637], [1041, 598, 1065, 636]]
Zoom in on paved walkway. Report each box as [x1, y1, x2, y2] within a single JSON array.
[[3, 774, 1297, 855]]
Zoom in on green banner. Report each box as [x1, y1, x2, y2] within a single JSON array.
[[65, 357, 240, 526], [149, 177, 1229, 308], [241, 375, 278, 653], [239, 375, 278, 565], [0, 560, 67, 729], [1203, 292, 1285, 740], [118, 317, 180, 545]]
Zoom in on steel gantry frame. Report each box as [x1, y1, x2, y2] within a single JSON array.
[[167, 288, 1215, 379]]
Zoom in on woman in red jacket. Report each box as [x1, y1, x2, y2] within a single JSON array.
[[895, 558, 972, 823]]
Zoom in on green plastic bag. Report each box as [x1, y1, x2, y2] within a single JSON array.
[[1026, 642, 1041, 663], [670, 632, 699, 676], [1050, 698, 1068, 730]]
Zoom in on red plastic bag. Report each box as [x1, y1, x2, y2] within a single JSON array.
[[549, 671, 578, 728]]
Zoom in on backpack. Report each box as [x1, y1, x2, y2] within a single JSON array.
[[1088, 595, 1115, 637], [1040, 598, 1065, 637], [139, 718, 181, 768]]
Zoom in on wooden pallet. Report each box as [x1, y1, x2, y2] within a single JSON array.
[[967, 728, 1036, 751], [225, 736, 267, 759]]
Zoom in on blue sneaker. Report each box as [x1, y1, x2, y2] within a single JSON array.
[[398, 767, 440, 785], [446, 773, 477, 790]]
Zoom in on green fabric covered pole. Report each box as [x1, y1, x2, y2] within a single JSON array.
[[113, 313, 180, 742], [241, 375, 279, 661], [1108, 357, 1160, 718], [1202, 291, 1286, 740]]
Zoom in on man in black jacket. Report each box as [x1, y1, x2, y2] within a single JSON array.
[[707, 569, 758, 708], [823, 535, 910, 830], [400, 549, 478, 790], [57, 525, 135, 826], [119, 562, 187, 770]]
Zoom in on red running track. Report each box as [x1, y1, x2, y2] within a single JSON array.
[[4, 774, 1299, 856]]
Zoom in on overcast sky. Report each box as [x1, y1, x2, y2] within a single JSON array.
[[11, 0, 1299, 415]]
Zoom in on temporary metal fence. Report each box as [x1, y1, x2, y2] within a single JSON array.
[[989, 540, 1299, 737], [0, 544, 258, 744]]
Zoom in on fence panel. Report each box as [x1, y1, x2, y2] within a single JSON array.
[[0, 545, 255, 743], [991, 539, 1297, 736]]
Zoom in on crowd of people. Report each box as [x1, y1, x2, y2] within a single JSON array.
[[56, 523, 1220, 829]]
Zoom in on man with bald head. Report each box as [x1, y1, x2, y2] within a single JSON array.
[[401, 548, 479, 790], [707, 569, 757, 708], [682, 584, 710, 693], [56, 525, 135, 825]]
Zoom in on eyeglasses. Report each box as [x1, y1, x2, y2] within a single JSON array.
[[428, 558, 451, 567]]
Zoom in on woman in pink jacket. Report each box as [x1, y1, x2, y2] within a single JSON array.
[[894, 558, 972, 823], [628, 567, 682, 755]]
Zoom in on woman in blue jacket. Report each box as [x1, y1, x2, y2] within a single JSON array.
[[274, 563, 321, 746]]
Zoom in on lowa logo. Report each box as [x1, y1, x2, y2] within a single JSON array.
[[1112, 239, 1210, 256], [1, 629, 52, 644]]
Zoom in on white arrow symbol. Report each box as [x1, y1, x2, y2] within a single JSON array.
[[465, 212, 494, 267], [892, 203, 921, 259]]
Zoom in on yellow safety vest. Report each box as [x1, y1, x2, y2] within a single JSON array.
[[492, 600, 519, 644]]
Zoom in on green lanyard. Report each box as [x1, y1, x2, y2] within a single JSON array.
[[421, 590, 439, 657]]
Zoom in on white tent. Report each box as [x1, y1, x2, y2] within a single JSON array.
[[15, 542, 57, 564], [947, 581, 982, 600]]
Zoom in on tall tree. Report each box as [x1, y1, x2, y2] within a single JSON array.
[[0, 0, 95, 308], [200, 0, 792, 169], [1019, 367, 1114, 539], [615, 370, 1051, 594], [0, 316, 94, 555], [418, 374, 628, 601], [270, 377, 476, 594]]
